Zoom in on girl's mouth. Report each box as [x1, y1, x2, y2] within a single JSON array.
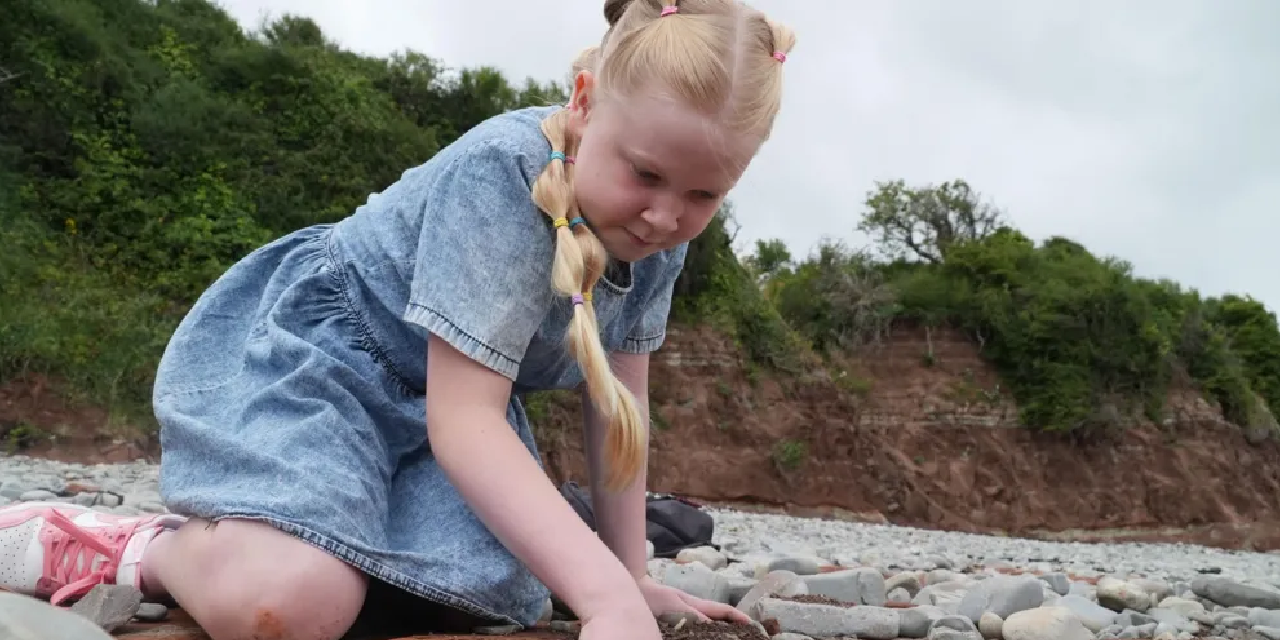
[[625, 229, 653, 246]]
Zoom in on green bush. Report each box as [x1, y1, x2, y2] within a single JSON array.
[[3, 0, 1277, 443], [0, 0, 565, 428], [760, 182, 1280, 438], [671, 204, 811, 372]]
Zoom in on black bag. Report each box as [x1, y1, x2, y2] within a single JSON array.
[[558, 481, 717, 559]]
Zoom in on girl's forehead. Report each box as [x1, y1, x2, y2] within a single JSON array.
[[600, 96, 757, 185]]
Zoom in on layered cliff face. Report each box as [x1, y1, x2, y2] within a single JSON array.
[[532, 324, 1280, 551], [4, 322, 1279, 551]]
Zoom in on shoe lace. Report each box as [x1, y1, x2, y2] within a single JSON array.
[[41, 509, 141, 606]]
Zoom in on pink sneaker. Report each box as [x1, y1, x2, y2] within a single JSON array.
[[0, 501, 186, 606]]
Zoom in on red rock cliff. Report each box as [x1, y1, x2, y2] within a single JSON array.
[[533, 324, 1280, 551]]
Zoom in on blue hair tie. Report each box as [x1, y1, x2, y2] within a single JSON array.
[[569, 216, 586, 228]]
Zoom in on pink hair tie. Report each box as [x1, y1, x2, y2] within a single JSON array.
[[660, 5, 678, 16], [772, 51, 787, 63]]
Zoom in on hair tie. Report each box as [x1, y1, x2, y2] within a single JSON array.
[[772, 51, 787, 63], [660, 5, 678, 16], [553, 217, 569, 229], [571, 293, 585, 306], [569, 216, 586, 228]]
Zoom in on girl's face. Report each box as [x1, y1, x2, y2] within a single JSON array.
[[567, 72, 759, 263]]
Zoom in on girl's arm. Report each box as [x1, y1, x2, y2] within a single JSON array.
[[424, 335, 647, 621], [581, 350, 651, 578]]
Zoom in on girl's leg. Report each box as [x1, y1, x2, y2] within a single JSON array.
[[0, 502, 367, 640], [144, 516, 368, 640]]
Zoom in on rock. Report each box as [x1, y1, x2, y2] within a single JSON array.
[[1255, 626, 1280, 640], [1097, 576, 1156, 612], [750, 597, 899, 639], [1118, 621, 1157, 637], [915, 579, 970, 611], [1145, 606, 1195, 633], [888, 587, 913, 603], [661, 562, 732, 603], [1130, 577, 1174, 602], [928, 614, 980, 639], [723, 574, 758, 606], [1154, 596, 1205, 618], [927, 569, 960, 584], [1115, 610, 1156, 627], [802, 567, 885, 606], [1250, 607, 1280, 628], [18, 489, 57, 501], [956, 574, 1044, 622], [977, 611, 1002, 639], [133, 602, 170, 623], [0, 592, 113, 640], [1001, 605, 1093, 640], [1036, 572, 1070, 596], [68, 584, 142, 633], [1191, 575, 1280, 609], [930, 614, 977, 632], [676, 546, 728, 570], [887, 571, 923, 596], [898, 604, 947, 638], [928, 629, 981, 639], [764, 555, 825, 576], [736, 570, 807, 616]]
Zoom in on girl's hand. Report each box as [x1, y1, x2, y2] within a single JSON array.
[[577, 594, 662, 640], [636, 575, 753, 625]]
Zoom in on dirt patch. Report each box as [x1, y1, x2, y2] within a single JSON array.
[[771, 594, 916, 610], [776, 593, 850, 606], [0, 373, 156, 464], [658, 619, 767, 640]]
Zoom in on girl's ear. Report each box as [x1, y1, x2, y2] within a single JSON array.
[[571, 70, 596, 119]]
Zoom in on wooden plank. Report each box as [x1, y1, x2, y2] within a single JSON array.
[[111, 609, 575, 640]]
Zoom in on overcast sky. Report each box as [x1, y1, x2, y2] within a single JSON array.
[[213, 0, 1279, 311]]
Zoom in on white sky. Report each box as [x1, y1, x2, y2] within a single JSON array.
[[213, 0, 1280, 312]]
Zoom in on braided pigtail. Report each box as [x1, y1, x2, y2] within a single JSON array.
[[531, 108, 648, 491], [537, 0, 796, 489]]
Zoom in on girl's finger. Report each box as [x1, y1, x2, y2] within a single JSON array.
[[658, 610, 705, 625], [680, 594, 749, 623]]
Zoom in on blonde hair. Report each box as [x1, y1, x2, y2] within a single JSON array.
[[530, 0, 795, 491]]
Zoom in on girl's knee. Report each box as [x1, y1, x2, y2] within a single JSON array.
[[175, 518, 368, 640]]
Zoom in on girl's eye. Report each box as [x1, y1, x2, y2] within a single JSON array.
[[633, 166, 661, 184]]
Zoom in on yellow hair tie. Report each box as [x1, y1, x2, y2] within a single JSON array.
[[583, 291, 593, 302], [552, 217, 569, 229]]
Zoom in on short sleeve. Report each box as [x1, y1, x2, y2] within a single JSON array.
[[619, 242, 689, 354], [402, 139, 556, 380]]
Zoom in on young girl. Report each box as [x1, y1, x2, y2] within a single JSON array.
[[0, 1, 794, 638]]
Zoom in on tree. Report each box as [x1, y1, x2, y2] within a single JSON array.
[[744, 238, 792, 279], [858, 179, 1004, 264]]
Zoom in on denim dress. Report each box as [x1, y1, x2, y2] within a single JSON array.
[[150, 105, 689, 628]]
